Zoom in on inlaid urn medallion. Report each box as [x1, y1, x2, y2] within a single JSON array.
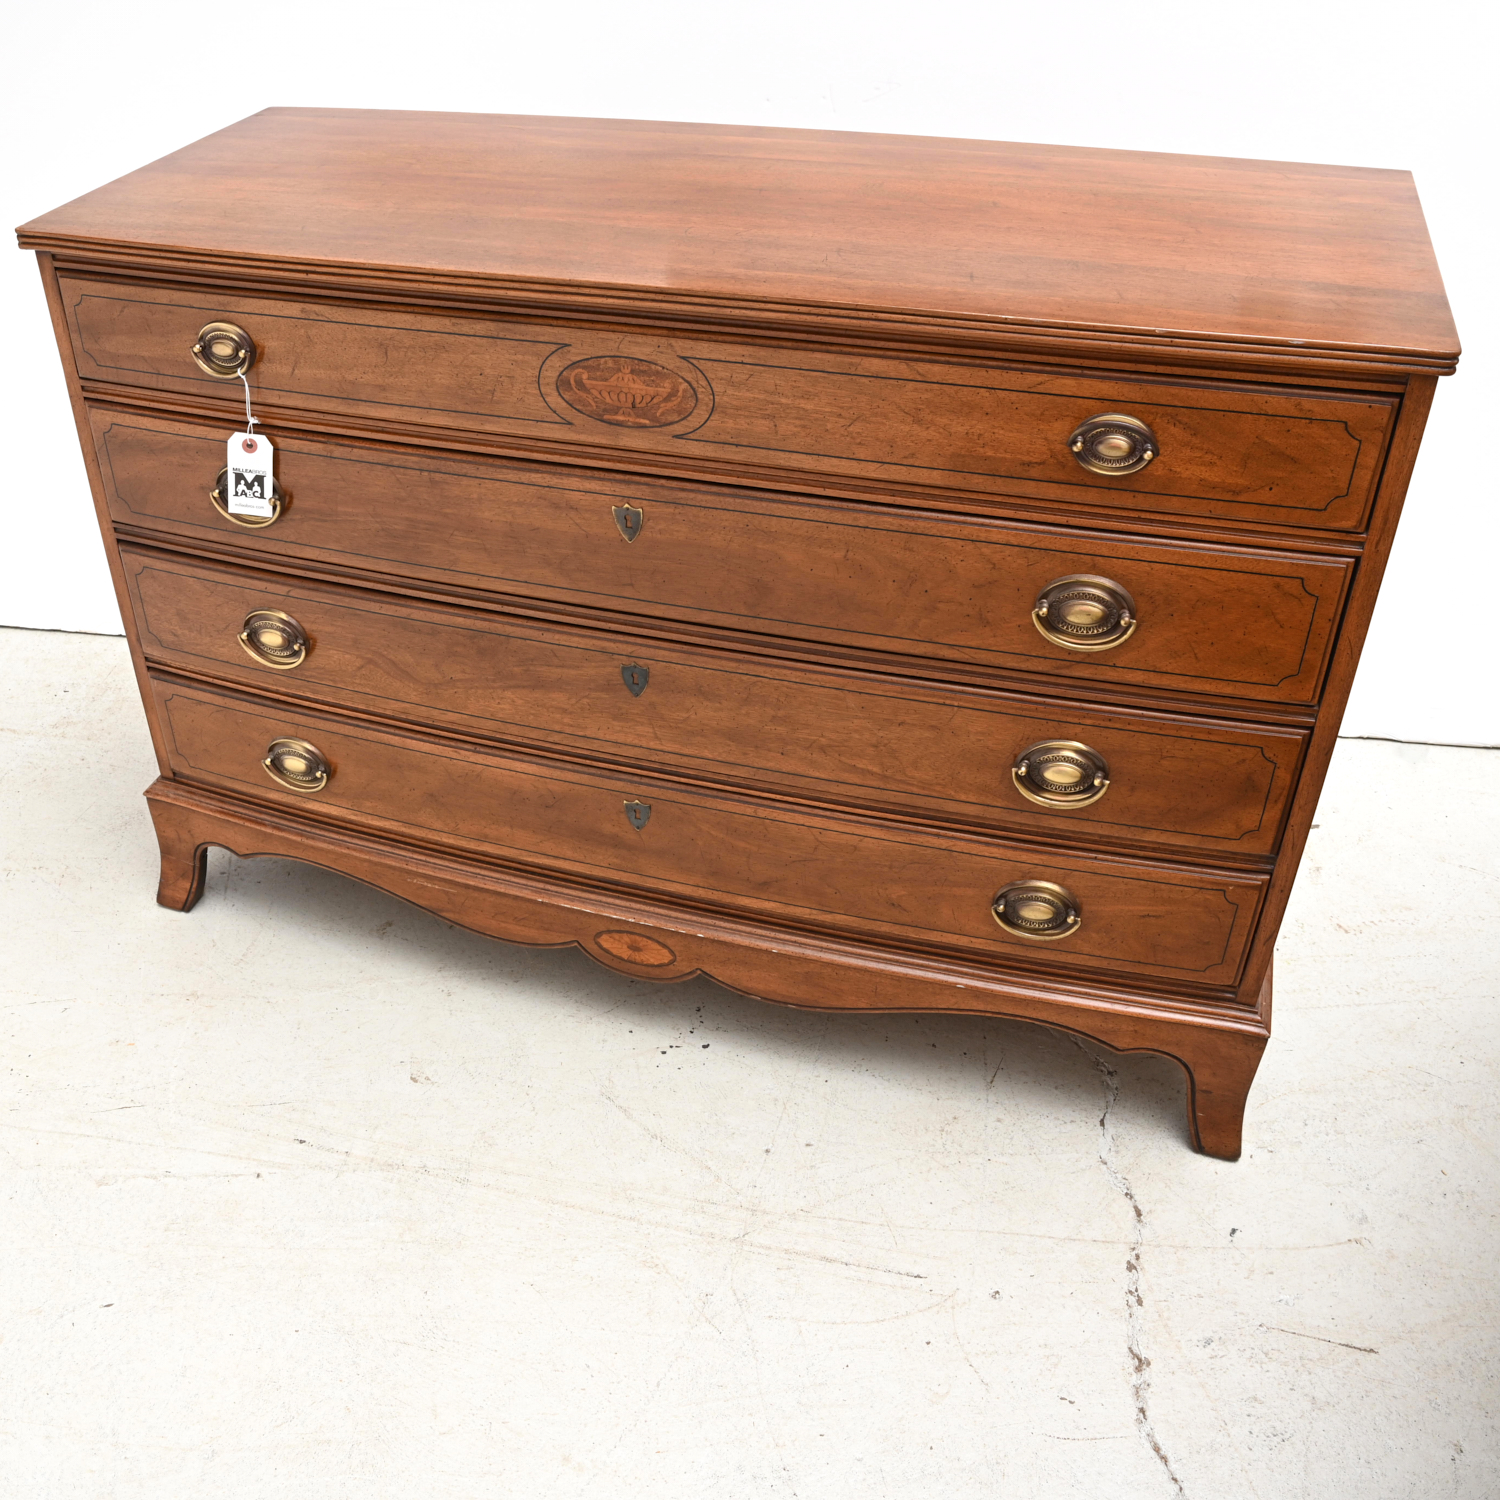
[[555, 356, 698, 427]]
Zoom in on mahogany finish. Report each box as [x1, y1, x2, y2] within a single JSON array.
[[65, 278, 1397, 530], [151, 676, 1265, 988], [25, 110, 1456, 371], [123, 549, 1305, 858], [93, 411, 1353, 706], [19, 109, 1459, 1158]]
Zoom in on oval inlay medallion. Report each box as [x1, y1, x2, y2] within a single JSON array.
[[594, 930, 678, 967], [556, 356, 698, 428]]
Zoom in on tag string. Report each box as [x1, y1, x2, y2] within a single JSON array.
[[238, 371, 258, 435]]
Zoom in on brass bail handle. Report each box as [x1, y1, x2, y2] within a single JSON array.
[[991, 880, 1082, 941], [1012, 740, 1111, 809], [239, 609, 309, 671], [191, 321, 257, 380], [262, 738, 329, 794], [1067, 413, 1159, 476], [210, 467, 286, 529], [1032, 574, 1138, 652]]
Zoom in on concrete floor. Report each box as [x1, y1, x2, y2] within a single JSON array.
[[2, 626, 1496, 1500]]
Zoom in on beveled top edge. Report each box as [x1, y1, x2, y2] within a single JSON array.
[[17, 108, 1461, 369]]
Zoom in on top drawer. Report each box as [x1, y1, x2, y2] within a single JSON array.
[[62, 278, 1396, 532]]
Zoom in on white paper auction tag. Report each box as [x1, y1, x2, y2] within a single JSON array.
[[225, 431, 276, 518]]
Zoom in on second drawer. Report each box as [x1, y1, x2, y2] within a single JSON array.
[[95, 409, 1354, 707], [125, 548, 1305, 859]]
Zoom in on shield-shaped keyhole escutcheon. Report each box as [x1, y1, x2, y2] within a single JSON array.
[[623, 799, 652, 831], [612, 504, 644, 542], [621, 663, 649, 697]]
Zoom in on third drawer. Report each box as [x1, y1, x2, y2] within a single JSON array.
[[124, 547, 1306, 859]]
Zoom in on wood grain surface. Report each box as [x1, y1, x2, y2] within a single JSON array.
[[151, 675, 1266, 988], [94, 411, 1353, 707], [21, 110, 1459, 1157], [124, 547, 1305, 858], [19, 109, 1459, 369], [63, 278, 1396, 529]]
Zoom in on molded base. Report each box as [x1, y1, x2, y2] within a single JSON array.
[[146, 777, 1268, 1159]]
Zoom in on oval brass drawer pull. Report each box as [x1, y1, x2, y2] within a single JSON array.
[[1033, 574, 1137, 652], [239, 609, 309, 671], [992, 880, 1081, 941], [262, 737, 329, 793], [191, 321, 256, 379], [1068, 412, 1158, 475], [1012, 740, 1110, 808], [210, 467, 285, 529]]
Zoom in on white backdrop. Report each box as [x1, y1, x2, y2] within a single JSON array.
[[6, 0, 1494, 744]]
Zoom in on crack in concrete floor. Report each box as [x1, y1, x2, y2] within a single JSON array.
[[1076, 1037, 1186, 1497]]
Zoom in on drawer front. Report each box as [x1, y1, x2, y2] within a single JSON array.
[[66, 278, 1395, 531], [124, 550, 1306, 857], [97, 412, 1353, 707], [151, 679, 1266, 988]]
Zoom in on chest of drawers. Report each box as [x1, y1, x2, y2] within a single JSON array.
[[19, 109, 1458, 1158]]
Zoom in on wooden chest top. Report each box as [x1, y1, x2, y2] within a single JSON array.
[[18, 108, 1458, 373]]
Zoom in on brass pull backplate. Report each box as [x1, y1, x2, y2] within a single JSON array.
[[262, 737, 329, 794], [1033, 573, 1138, 652], [991, 880, 1082, 941], [211, 467, 285, 529], [1067, 412, 1159, 476], [1012, 740, 1111, 809], [239, 609, 309, 671], [191, 321, 257, 380]]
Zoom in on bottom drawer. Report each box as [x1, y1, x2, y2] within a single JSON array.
[[151, 678, 1266, 990]]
